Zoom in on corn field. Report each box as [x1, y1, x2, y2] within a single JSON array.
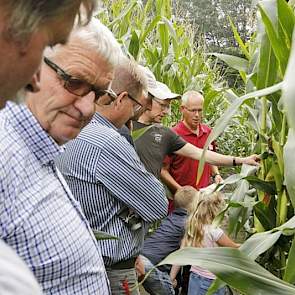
[[100, 0, 295, 294]]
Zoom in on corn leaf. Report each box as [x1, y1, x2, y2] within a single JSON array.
[[158, 247, 295, 295], [211, 53, 248, 72], [284, 235, 295, 284], [197, 82, 282, 184], [283, 129, 295, 208]]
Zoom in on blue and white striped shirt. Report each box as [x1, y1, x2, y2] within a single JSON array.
[[55, 113, 168, 266], [0, 103, 110, 294]]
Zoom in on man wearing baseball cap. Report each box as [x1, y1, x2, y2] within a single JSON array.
[[133, 66, 259, 180]]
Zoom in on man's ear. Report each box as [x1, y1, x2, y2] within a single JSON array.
[[115, 91, 128, 106], [25, 70, 41, 93]]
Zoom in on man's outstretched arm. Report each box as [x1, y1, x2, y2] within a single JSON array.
[[174, 143, 260, 167]]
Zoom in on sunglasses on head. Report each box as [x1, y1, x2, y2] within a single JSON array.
[[44, 57, 117, 102]]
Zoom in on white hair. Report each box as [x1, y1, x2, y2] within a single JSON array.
[[3, 0, 97, 41], [45, 18, 124, 68], [181, 90, 204, 106]]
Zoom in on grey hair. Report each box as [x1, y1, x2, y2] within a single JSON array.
[[3, 0, 97, 41], [111, 57, 148, 98], [45, 18, 124, 69], [181, 90, 204, 106]]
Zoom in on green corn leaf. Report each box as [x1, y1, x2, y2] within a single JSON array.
[[140, 16, 161, 43], [129, 30, 140, 60], [93, 230, 119, 240], [158, 21, 169, 57], [277, 0, 295, 47], [243, 176, 276, 195], [197, 82, 282, 185], [258, 2, 289, 76], [240, 231, 281, 260], [282, 29, 295, 130], [284, 235, 295, 284], [283, 129, 295, 208], [132, 125, 153, 141], [158, 247, 295, 295], [228, 16, 250, 60], [210, 53, 249, 72], [161, 17, 177, 40]]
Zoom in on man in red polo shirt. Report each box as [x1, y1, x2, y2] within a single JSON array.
[[161, 91, 223, 205]]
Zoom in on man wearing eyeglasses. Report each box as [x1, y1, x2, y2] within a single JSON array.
[[134, 70, 260, 183], [161, 91, 223, 210], [0, 19, 123, 294], [55, 59, 168, 295], [0, 0, 97, 109]]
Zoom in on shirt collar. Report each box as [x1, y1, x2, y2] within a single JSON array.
[[5, 102, 63, 165], [92, 112, 118, 130], [173, 207, 188, 216], [179, 121, 208, 136]]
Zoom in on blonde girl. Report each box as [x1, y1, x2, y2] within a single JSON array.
[[170, 191, 240, 295]]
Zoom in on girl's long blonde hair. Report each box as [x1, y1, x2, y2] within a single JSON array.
[[182, 191, 225, 248]]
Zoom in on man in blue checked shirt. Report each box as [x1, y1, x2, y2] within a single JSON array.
[[55, 58, 168, 295], [0, 1, 97, 294], [0, 19, 124, 294]]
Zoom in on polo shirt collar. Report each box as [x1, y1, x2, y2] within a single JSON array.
[[6, 102, 63, 165], [179, 121, 208, 137], [92, 112, 117, 130]]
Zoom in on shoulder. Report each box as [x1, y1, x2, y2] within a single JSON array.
[[200, 123, 212, 133], [0, 117, 28, 175], [207, 225, 224, 241], [78, 121, 125, 148], [172, 122, 183, 133]]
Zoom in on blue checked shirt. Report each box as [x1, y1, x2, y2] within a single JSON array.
[[55, 113, 168, 266], [0, 103, 110, 294]]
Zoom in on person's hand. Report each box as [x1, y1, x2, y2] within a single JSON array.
[[214, 174, 223, 184], [135, 256, 145, 279], [240, 154, 260, 166], [171, 278, 178, 288]]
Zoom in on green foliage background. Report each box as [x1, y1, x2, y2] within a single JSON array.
[[98, 0, 255, 172], [98, 1, 295, 293]]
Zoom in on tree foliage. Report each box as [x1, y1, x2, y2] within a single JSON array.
[[175, 0, 256, 54]]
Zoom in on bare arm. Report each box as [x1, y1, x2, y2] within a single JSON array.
[[170, 265, 181, 282], [175, 143, 260, 167], [217, 233, 241, 248], [211, 165, 223, 184], [160, 162, 182, 194]]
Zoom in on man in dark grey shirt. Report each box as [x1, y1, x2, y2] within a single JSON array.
[[133, 121, 185, 179], [133, 67, 259, 180]]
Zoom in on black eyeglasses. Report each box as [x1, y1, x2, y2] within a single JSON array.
[[44, 57, 117, 101], [126, 93, 143, 112]]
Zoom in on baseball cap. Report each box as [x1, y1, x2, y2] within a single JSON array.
[[139, 65, 180, 100], [149, 81, 180, 100]]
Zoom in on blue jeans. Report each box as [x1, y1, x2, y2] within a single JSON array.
[[188, 272, 226, 295], [140, 255, 175, 295]]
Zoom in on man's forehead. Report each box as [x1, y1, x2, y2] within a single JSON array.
[[153, 97, 171, 104]]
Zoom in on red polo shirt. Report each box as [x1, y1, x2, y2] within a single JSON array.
[[163, 121, 216, 190]]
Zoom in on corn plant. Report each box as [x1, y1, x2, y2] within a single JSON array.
[[99, 0, 254, 169], [98, 0, 295, 293]]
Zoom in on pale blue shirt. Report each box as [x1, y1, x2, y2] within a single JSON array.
[[56, 113, 168, 266], [0, 102, 110, 294]]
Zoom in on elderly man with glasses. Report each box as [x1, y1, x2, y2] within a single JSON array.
[[0, 0, 97, 109], [0, 19, 123, 294], [55, 58, 168, 295]]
